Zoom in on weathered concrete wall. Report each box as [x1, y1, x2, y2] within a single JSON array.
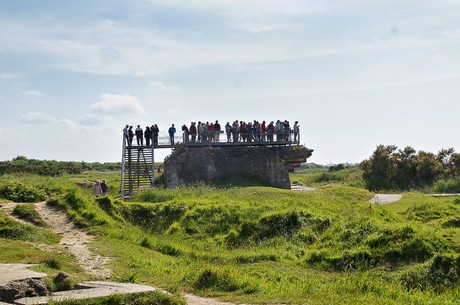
[[164, 145, 313, 189]]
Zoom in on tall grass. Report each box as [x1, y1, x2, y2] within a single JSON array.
[[2, 174, 460, 304], [291, 167, 364, 188]]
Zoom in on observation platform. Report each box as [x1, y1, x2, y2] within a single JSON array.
[[126, 130, 301, 149], [121, 130, 302, 199]]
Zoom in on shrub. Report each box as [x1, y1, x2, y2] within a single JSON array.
[[0, 181, 47, 202], [430, 178, 460, 193]]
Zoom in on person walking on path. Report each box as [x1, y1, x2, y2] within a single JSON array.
[[168, 124, 176, 145], [101, 180, 108, 196], [92, 180, 102, 197]]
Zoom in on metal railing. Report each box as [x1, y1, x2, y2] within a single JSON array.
[[123, 129, 301, 148]]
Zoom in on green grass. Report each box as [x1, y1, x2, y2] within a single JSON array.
[[1, 173, 460, 304], [12, 203, 47, 227], [291, 167, 365, 188], [49, 290, 185, 305]]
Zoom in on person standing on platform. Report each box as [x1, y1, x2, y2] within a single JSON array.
[[144, 126, 151, 146], [293, 121, 300, 142], [168, 124, 176, 145], [123, 125, 129, 145], [214, 120, 221, 142], [135, 125, 143, 146], [261, 121, 267, 142], [225, 122, 232, 142], [152, 124, 159, 146], [182, 124, 189, 143], [189, 122, 197, 143], [128, 126, 134, 146]]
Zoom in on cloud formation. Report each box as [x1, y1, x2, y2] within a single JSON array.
[[21, 112, 77, 127], [90, 93, 145, 114], [21, 112, 56, 124]]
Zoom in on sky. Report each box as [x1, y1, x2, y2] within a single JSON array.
[[1, 0, 459, 165]]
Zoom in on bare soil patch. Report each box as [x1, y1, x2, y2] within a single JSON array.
[[34, 202, 111, 279]]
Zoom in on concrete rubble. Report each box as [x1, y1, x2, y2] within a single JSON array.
[[0, 264, 158, 305]]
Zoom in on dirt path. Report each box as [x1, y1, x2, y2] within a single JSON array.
[[34, 201, 112, 279]]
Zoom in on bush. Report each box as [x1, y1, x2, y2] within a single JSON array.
[[430, 178, 460, 194], [0, 181, 47, 202]]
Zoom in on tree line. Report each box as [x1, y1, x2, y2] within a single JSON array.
[[0, 156, 122, 176], [360, 145, 460, 190]]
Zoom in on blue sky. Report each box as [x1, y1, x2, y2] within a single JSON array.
[[1, 0, 459, 164]]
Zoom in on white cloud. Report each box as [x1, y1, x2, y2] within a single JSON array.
[[21, 112, 77, 127], [21, 112, 56, 124], [57, 118, 77, 127], [24, 90, 43, 97], [90, 93, 145, 114], [78, 114, 105, 126], [150, 81, 179, 91]]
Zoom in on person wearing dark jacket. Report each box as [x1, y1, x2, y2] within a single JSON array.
[[135, 125, 143, 146], [144, 126, 151, 146], [189, 122, 197, 143], [168, 124, 176, 145], [151, 124, 159, 146]]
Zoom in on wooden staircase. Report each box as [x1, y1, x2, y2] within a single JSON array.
[[121, 142, 154, 200]]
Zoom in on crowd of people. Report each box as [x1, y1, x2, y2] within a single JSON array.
[[123, 120, 300, 146], [123, 124, 160, 147]]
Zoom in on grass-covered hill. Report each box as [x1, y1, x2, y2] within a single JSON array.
[[1, 169, 460, 305]]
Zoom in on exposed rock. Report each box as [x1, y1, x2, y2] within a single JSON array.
[[0, 278, 48, 303], [164, 145, 313, 189]]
